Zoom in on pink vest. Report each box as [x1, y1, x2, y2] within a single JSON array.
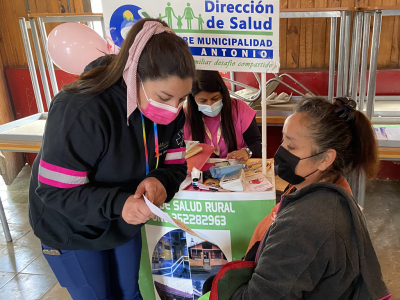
[[184, 98, 257, 158]]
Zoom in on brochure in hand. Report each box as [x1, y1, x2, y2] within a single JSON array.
[[144, 195, 209, 241]]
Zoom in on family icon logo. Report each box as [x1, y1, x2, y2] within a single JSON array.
[[158, 2, 204, 30], [109, 4, 150, 47]]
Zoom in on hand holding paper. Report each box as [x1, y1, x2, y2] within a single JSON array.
[[133, 177, 167, 206], [121, 195, 156, 225], [143, 195, 208, 241]]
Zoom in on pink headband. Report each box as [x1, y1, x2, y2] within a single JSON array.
[[123, 21, 175, 122]]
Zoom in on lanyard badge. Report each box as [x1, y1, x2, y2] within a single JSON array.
[[140, 112, 159, 175], [203, 115, 222, 156]]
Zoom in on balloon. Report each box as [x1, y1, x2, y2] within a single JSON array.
[[47, 23, 110, 75], [106, 36, 119, 55]]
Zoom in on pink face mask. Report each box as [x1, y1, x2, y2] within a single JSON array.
[[140, 81, 182, 125]]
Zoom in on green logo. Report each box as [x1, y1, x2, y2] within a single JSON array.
[[159, 2, 203, 31]]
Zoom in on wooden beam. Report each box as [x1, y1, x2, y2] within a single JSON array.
[[0, 140, 42, 152]]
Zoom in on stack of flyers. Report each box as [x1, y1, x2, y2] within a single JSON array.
[[244, 159, 273, 176], [374, 127, 388, 140], [185, 140, 199, 151], [219, 169, 247, 192], [245, 173, 273, 192]]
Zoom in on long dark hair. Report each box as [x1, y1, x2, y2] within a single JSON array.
[[295, 97, 379, 180], [186, 70, 238, 153], [63, 18, 196, 94]]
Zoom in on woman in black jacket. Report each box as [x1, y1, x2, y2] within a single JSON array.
[[29, 18, 195, 300], [204, 97, 390, 300]]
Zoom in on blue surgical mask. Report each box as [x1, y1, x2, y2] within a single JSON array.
[[197, 99, 223, 117]]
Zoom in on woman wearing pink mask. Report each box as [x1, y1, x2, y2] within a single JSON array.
[[28, 18, 195, 300], [184, 70, 262, 160]]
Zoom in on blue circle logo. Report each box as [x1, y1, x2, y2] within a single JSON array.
[[109, 5, 150, 47]]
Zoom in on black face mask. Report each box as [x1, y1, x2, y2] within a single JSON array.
[[274, 146, 324, 185]]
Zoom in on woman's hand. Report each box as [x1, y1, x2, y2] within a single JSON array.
[[121, 195, 156, 225], [226, 148, 249, 161], [133, 177, 167, 206]]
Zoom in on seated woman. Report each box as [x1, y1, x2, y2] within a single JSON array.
[[184, 70, 261, 160], [202, 97, 390, 300]]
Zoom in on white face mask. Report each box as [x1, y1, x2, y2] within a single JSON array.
[[197, 99, 223, 117]]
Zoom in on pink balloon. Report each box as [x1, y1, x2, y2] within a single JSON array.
[[106, 36, 119, 55], [47, 23, 109, 75]]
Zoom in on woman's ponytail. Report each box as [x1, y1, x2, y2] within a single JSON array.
[[295, 97, 379, 181], [350, 111, 379, 179]]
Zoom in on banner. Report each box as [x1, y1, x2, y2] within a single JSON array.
[[102, 0, 280, 72], [139, 196, 275, 300]]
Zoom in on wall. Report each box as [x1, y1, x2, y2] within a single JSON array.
[[0, 0, 90, 183], [0, 47, 25, 184], [0, 0, 87, 68], [5, 67, 400, 180], [1, 0, 399, 69], [0, 0, 399, 181], [279, 0, 400, 70]]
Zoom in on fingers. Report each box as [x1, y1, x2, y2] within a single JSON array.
[[122, 196, 156, 225], [144, 185, 157, 203], [133, 181, 146, 199], [137, 202, 156, 220], [136, 177, 167, 207], [152, 189, 167, 206]]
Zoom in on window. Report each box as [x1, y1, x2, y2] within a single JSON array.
[[211, 250, 222, 259], [192, 249, 202, 260]]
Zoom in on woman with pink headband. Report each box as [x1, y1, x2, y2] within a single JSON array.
[[28, 18, 195, 299]]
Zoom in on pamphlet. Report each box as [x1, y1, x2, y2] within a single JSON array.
[[144, 195, 208, 241]]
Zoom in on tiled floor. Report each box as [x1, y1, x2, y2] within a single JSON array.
[[0, 166, 71, 299], [0, 166, 399, 299]]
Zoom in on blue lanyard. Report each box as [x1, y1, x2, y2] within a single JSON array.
[[140, 112, 159, 175]]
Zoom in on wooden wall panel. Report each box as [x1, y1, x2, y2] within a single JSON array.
[[0, 1, 20, 67], [313, 0, 328, 68], [277, 0, 400, 70], [286, 0, 301, 68], [0, 0, 85, 68], [0, 39, 25, 184], [299, 0, 314, 69], [390, 15, 400, 68], [279, 0, 289, 69], [0, 0, 398, 71]]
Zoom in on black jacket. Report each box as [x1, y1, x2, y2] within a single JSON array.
[[232, 183, 390, 300], [29, 63, 187, 251]]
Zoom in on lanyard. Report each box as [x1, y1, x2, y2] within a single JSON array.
[[203, 115, 221, 156], [140, 112, 159, 175]]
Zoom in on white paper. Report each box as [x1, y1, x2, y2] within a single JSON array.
[[245, 174, 273, 192], [179, 176, 192, 190], [374, 127, 388, 140], [385, 127, 400, 141], [144, 196, 175, 224], [143, 195, 208, 241]]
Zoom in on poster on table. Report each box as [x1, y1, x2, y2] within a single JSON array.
[[141, 195, 275, 300], [102, 0, 280, 73]]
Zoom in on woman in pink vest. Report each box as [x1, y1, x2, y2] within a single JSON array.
[[184, 70, 261, 160]]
